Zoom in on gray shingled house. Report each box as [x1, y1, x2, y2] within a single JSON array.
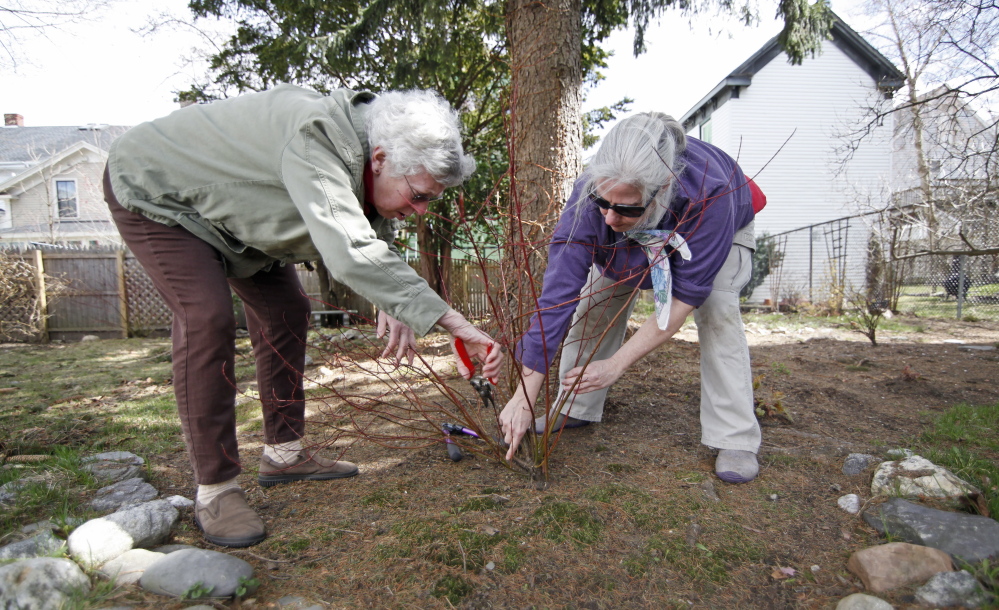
[[0, 113, 129, 249]]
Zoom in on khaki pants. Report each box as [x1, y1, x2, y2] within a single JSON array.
[[554, 239, 761, 452]]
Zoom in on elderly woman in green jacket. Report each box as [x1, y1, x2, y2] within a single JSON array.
[[104, 85, 501, 548]]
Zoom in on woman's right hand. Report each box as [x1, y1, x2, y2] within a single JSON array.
[[436, 309, 503, 380], [500, 394, 535, 461], [499, 367, 546, 461]]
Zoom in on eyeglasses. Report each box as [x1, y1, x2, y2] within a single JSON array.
[[589, 185, 662, 218], [404, 175, 445, 204]]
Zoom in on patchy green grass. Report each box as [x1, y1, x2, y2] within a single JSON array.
[[0, 337, 268, 544], [918, 403, 999, 517], [451, 495, 505, 514], [914, 404, 999, 592], [585, 483, 686, 531], [529, 499, 603, 547], [0, 444, 101, 537], [895, 286, 999, 321], [376, 518, 505, 571], [920, 405, 999, 515], [432, 574, 474, 605], [622, 519, 765, 584], [921, 403, 999, 452]]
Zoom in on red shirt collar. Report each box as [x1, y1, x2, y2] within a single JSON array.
[[362, 162, 375, 217]]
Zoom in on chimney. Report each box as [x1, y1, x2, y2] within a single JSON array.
[[4, 114, 24, 127]]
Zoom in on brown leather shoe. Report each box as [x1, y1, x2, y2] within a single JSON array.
[[194, 488, 266, 547], [257, 451, 359, 487]]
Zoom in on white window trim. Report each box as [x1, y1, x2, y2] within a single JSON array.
[[0, 195, 11, 230], [53, 176, 79, 221]]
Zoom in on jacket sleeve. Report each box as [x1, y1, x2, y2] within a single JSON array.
[[281, 120, 449, 336], [515, 180, 602, 373], [373, 218, 404, 258]]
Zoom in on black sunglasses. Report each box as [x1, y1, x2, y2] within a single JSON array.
[[589, 185, 662, 218]]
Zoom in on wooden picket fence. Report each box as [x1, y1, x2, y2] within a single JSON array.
[[0, 249, 497, 342]]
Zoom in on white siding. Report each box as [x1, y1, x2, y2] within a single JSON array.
[[708, 40, 895, 236], [5, 159, 120, 246], [707, 101, 734, 153]]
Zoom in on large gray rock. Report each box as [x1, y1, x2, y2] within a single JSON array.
[[846, 542, 953, 593], [68, 499, 178, 568], [89, 477, 158, 513], [0, 557, 90, 610], [139, 548, 256, 598], [835, 593, 894, 610], [915, 570, 994, 608], [104, 500, 178, 547], [275, 596, 325, 609], [0, 530, 65, 560], [0, 476, 51, 505], [871, 455, 979, 503], [83, 451, 144, 465], [98, 548, 166, 585], [864, 498, 999, 564], [19, 518, 82, 535], [844, 454, 879, 476], [81, 451, 145, 484], [153, 544, 199, 554], [67, 520, 133, 570], [0, 480, 23, 505], [165, 495, 194, 509]]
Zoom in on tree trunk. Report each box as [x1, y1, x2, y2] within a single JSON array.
[[504, 0, 584, 331], [416, 215, 442, 296], [414, 208, 455, 303]]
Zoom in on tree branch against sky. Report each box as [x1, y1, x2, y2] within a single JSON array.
[[1, 0, 114, 70], [857, 0, 999, 253]]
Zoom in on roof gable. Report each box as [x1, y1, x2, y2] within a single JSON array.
[[0, 125, 128, 164], [680, 12, 904, 130], [0, 141, 107, 196]]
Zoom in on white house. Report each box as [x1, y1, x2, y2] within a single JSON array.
[[680, 13, 904, 234], [678, 14, 905, 304], [0, 114, 129, 250], [893, 86, 997, 197]]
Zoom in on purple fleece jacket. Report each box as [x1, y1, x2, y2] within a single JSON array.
[[516, 137, 755, 373]]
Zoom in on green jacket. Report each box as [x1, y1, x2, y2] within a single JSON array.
[[107, 84, 450, 336]]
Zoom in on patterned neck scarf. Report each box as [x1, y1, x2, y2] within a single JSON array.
[[625, 230, 692, 330]]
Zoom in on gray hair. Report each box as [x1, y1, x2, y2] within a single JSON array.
[[365, 90, 476, 188], [583, 112, 687, 230]]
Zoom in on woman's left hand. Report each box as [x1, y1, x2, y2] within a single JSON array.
[[377, 310, 418, 366], [562, 358, 625, 394]]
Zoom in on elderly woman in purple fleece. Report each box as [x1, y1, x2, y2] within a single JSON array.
[[498, 112, 762, 483]]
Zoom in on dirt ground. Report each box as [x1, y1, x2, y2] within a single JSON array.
[[109, 315, 999, 609]]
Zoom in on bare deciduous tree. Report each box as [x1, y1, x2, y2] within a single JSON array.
[[841, 0, 998, 259], [1, 0, 115, 71]]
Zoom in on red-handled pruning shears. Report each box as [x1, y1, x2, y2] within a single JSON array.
[[453, 338, 496, 410]]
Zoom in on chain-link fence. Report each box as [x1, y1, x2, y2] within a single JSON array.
[[750, 210, 999, 321]]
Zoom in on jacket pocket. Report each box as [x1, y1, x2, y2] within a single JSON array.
[[206, 221, 248, 253]]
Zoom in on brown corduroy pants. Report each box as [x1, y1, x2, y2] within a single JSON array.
[[104, 168, 310, 484]]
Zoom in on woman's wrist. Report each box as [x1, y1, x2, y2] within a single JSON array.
[[436, 308, 464, 333]]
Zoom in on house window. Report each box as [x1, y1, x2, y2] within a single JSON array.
[[55, 179, 78, 219], [699, 118, 712, 144], [0, 200, 10, 230]]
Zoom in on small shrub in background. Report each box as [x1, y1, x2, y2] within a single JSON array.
[[0, 250, 67, 341]]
